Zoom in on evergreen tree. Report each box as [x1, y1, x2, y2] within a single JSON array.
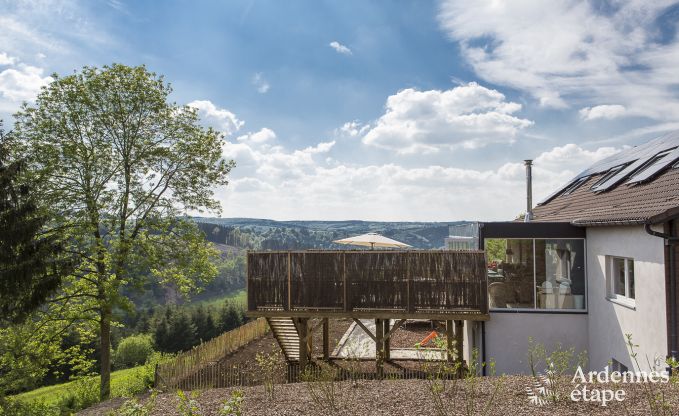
[[0, 123, 69, 323], [204, 310, 217, 340], [152, 315, 170, 352], [167, 310, 197, 352], [192, 304, 208, 342], [219, 302, 243, 333]]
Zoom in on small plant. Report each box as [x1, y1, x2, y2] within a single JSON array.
[[462, 350, 503, 416], [301, 363, 343, 413], [666, 356, 679, 384], [417, 335, 462, 416], [176, 390, 202, 416], [255, 349, 282, 401], [112, 389, 158, 416], [342, 338, 368, 387], [526, 339, 587, 404], [625, 334, 672, 416], [218, 389, 244, 416], [527, 337, 546, 378]]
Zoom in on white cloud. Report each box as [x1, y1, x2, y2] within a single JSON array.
[[579, 105, 627, 121], [337, 120, 370, 137], [437, 0, 679, 119], [188, 100, 244, 135], [0, 53, 16, 66], [217, 132, 617, 221], [252, 72, 270, 94], [0, 64, 52, 102], [237, 127, 277, 143], [329, 41, 352, 55], [361, 82, 533, 154]]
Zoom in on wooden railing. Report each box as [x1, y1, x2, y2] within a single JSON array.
[[248, 250, 488, 315], [155, 318, 269, 389]]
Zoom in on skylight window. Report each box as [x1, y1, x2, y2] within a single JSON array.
[[590, 165, 626, 190], [627, 147, 679, 185], [562, 177, 588, 195], [590, 156, 651, 193]]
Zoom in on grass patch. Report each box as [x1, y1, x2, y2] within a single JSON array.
[[14, 366, 140, 405], [194, 288, 246, 310]]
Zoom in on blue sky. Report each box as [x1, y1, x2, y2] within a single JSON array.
[[2, 0, 679, 221]]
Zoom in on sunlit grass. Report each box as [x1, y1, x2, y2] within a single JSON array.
[[14, 366, 140, 404]]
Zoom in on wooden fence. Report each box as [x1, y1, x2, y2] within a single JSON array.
[[161, 361, 448, 390], [248, 250, 488, 315], [155, 317, 269, 389]]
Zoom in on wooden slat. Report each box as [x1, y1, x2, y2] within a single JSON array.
[[247, 250, 488, 317]]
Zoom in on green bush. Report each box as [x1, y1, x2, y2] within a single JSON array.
[[0, 397, 60, 416], [114, 334, 155, 369], [56, 376, 99, 414]]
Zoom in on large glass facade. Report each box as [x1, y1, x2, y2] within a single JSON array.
[[486, 238, 586, 310]]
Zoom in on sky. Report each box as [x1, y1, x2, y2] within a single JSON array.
[[2, 0, 679, 221]]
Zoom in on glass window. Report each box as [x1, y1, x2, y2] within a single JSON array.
[[613, 258, 626, 297], [486, 239, 535, 309], [536, 239, 586, 310], [486, 238, 586, 311], [608, 257, 635, 302], [628, 261, 635, 299]]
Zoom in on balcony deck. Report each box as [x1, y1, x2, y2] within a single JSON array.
[[246, 250, 489, 320]]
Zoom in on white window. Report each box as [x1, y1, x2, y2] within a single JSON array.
[[608, 257, 635, 306]]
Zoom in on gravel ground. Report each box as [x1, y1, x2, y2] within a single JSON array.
[[92, 376, 679, 415]]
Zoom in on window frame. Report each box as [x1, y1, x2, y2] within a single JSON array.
[[485, 237, 588, 314], [607, 256, 635, 308]]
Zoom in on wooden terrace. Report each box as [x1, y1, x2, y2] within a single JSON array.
[[246, 250, 489, 376]]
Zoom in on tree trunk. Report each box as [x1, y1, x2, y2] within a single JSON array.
[[100, 304, 112, 400]]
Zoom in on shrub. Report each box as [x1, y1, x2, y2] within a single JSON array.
[[176, 390, 201, 416], [218, 390, 244, 416], [301, 363, 344, 413], [0, 398, 60, 416], [56, 376, 100, 414], [114, 352, 173, 398], [110, 390, 157, 416], [114, 334, 155, 369], [255, 349, 283, 401]]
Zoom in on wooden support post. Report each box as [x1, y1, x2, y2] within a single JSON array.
[[375, 319, 384, 379], [455, 320, 464, 365], [446, 320, 454, 363], [298, 318, 309, 372], [384, 319, 391, 361], [322, 318, 330, 360]]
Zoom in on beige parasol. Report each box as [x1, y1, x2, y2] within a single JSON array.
[[333, 232, 412, 249]]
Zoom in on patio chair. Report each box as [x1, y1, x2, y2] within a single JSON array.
[[488, 282, 515, 308]]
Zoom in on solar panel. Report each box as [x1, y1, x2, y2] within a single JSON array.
[[562, 176, 588, 195], [627, 147, 679, 184], [589, 165, 626, 191], [590, 156, 652, 192]]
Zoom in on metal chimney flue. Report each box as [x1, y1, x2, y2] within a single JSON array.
[[524, 159, 533, 222]]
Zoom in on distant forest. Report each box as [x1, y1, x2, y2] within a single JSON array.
[[194, 217, 463, 250]]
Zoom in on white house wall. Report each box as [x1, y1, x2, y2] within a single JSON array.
[[586, 225, 667, 372], [484, 312, 589, 375]]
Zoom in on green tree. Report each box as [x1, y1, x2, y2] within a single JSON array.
[[192, 304, 209, 342], [152, 314, 170, 353], [0, 123, 69, 323], [167, 309, 197, 352], [204, 310, 218, 340], [219, 303, 243, 333], [11, 64, 233, 399]]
